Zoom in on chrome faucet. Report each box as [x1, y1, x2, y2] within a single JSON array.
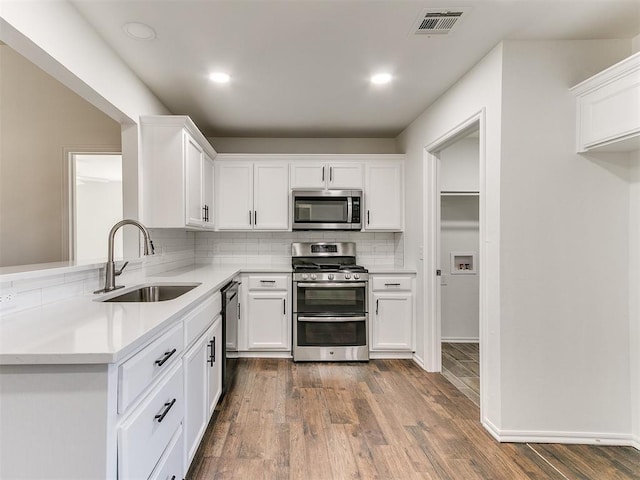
[[94, 219, 155, 294]]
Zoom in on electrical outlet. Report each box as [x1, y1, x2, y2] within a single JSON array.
[[0, 288, 18, 308]]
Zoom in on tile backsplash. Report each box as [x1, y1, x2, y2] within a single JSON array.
[[194, 231, 404, 268], [1, 229, 404, 315], [0, 229, 196, 315]]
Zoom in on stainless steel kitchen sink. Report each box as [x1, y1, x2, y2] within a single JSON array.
[[100, 283, 201, 302]]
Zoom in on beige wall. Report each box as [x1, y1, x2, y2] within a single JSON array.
[[0, 45, 121, 267]]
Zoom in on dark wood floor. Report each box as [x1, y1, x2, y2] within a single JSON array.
[[188, 358, 640, 480]]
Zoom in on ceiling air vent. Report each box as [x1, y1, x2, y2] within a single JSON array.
[[412, 8, 469, 35]]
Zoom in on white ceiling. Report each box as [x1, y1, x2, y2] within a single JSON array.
[[71, 0, 640, 138]]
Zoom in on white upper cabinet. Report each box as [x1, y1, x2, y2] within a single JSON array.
[[140, 116, 217, 229], [364, 161, 404, 231], [215, 162, 253, 230], [571, 52, 640, 153], [290, 160, 363, 190], [215, 156, 289, 231]]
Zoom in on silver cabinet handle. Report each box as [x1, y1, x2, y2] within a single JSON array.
[[283, 298, 286, 315], [385, 283, 401, 287], [376, 299, 379, 315], [330, 166, 333, 182], [260, 280, 276, 283], [254, 210, 257, 225], [249, 210, 252, 225], [322, 166, 325, 182]]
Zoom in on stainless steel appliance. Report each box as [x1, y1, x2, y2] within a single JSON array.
[[292, 190, 362, 230], [292, 242, 369, 361], [221, 280, 239, 396]]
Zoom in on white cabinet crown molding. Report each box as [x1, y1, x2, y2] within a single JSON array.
[[140, 115, 217, 159]]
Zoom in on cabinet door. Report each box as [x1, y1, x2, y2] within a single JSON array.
[[254, 163, 289, 230], [215, 162, 253, 230], [247, 291, 289, 350], [290, 163, 326, 189], [207, 319, 223, 418], [365, 163, 403, 231], [202, 153, 215, 228], [183, 333, 208, 470], [328, 163, 363, 189], [371, 292, 413, 351], [185, 132, 205, 227]]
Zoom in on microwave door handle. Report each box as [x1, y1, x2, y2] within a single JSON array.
[[347, 196, 353, 224]]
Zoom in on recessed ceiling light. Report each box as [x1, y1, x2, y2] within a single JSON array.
[[371, 73, 393, 85], [122, 22, 156, 41], [209, 72, 231, 84]]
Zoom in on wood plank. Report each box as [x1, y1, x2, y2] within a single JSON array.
[[188, 358, 640, 480]]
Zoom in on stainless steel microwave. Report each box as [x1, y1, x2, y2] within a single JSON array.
[[292, 190, 362, 230]]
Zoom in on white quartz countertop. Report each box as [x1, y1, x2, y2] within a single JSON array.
[[0, 263, 412, 366], [0, 265, 250, 365]]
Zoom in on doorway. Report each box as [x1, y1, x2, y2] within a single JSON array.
[[437, 129, 480, 406], [69, 152, 123, 261]]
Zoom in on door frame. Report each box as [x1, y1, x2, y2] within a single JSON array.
[[422, 108, 487, 415], [64, 146, 122, 261]]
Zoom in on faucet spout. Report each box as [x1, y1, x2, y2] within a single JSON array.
[[94, 219, 155, 294]]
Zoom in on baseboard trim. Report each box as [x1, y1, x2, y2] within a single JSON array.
[[442, 337, 479, 343], [482, 422, 635, 447], [412, 353, 425, 369], [631, 435, 640, 451], [235, 351, 292, 359], [370, 351, 414, 360]]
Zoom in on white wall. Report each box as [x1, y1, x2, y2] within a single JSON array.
[[439, 137, 480, 192], [210, 137, 398, 154], [0, 45, 122, 267], [499, 40, 632, 438], [441, 196, 479, 342], [396, 43, 504, 426]]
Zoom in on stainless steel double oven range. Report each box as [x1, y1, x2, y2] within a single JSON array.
[[292, 242, 369, 362]]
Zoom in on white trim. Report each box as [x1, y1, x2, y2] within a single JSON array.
[[64, 146, 121, 262], [442, 337, 479, 343], [370, 351, 414, 360], [412, 353, 425, 368], [632, 436, 640, 451], [423, 109, 488, 420], [234, 351, 292, 359], [483, 418, 637, 448]]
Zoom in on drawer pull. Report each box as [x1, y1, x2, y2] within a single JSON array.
[[154, 398, 176, 423], [385, 283, 401, 287], [154, 348, 177, 367], [260, 280, 276, 283], [208, 338, 216, 366], [170, 476, 176, 480]]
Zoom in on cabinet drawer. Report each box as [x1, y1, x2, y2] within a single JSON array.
[[119, 362, 184, 480], [184, 295, 220, 347], [248, 275, 289, 290], [371, 276, 412, 291], [149, 424, 184, 480], [118, 322, 184, 413]]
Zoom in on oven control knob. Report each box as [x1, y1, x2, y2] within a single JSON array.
[[344, 273, 351, 279], [302, 273, 309, 280], [353, 273, 360, 280], [310, 273, 317, 280], [328, 273, 334, 280]]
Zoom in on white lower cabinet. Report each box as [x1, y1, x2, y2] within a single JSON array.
[[149, 425, 184, 480], [369, 275, 415, 355], [0, 291, 225, 480], [184, 315, 222, 471], [239, 274, 291, 353], [118, 362, 184, 480]]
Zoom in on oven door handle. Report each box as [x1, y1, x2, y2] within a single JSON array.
[[297, 316, 367, 323], [296, 282, 367, 288]]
